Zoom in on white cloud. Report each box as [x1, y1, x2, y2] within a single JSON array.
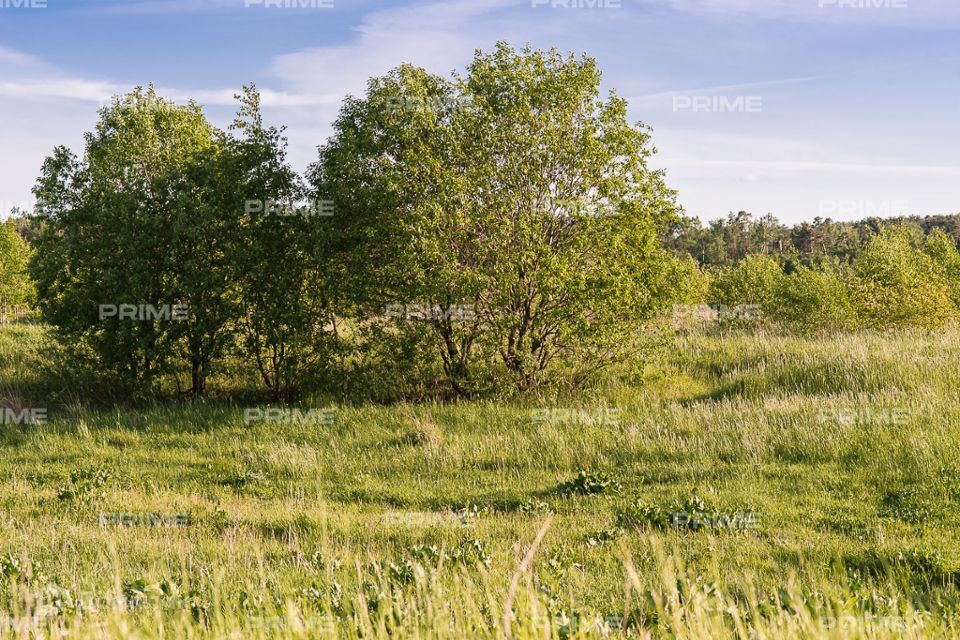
[[663, 0, 960, 27], [265, 0, 534, 172], [0, 46, 334, 108], [271, 0, 519, 100], [648, 129, 960, 221]]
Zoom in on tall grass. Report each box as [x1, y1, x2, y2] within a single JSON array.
[[1, 323, 959, 637]]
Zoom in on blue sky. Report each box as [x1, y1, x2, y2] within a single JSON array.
[[1, 0, 958, 224]]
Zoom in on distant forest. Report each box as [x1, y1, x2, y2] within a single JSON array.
[[664, 211, 960, 267]]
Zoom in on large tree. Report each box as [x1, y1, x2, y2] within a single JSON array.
[[30, 86, 324, 397], [31, 88, 220, 392], [313, 43, 687, 394], [229, 86, 337, 400]]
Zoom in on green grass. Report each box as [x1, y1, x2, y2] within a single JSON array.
[[1, 323, 959, 637]]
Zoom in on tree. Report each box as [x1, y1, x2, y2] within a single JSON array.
[[31, 87, 222, 394], [851, 227, 956, 329], [0, 220, 33, 323], [924, 228, 960, 309], [774, 263, 856, 333], [229, 85, 336, 400], [31, 86, 331, 398], [313, 43, 686, 394], [709, 254, 784, 321]]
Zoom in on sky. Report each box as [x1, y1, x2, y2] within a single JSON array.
[[0, 0, 958, 224]]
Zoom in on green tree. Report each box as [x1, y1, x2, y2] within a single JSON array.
[[229, 86, 336, 400], [924, 228, 960, 309], [774, 263, 856, 333], [0, 219, 33, 322], [314, 43, 685, 394], [31, 87, 221, 394], [851, 228, 956, 329], [709, 254, 784, 322]]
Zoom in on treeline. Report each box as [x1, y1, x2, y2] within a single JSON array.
[[10, 43, 959, 403], [19, 44, 699, 402], [684, 225, 960, 334], [665, 210, 960, 266]]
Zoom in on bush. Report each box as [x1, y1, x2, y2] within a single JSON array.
[[0, 219, 33, 322], [851, 228, 957, 329], [29, 87, 333, 398], [924, 229, 960, 308], [774, 263, 857, 333], [708, 254, 783, 324]]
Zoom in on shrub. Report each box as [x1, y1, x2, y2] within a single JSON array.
[[556, 470, 622, 496], [774, 263, 857, 333], [616, 495, 757, 532], [708, 254, 784, 324], [0, 219, 33, 322], [30, 87, 333, 397], [924, 228, 960, 308], [851, 228, 957, 329]]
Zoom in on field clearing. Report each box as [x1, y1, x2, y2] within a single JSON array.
[[2, 323, 960, 637]]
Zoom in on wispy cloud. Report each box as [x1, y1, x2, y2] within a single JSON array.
[[0, 47, 335, 108], [85, 0, 250, 15], [272, 0, 524, 100], [662, 0, 960, 27], [629, 76, 823, 103]]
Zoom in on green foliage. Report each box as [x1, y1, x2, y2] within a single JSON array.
[[616, 495, 756, 532], [709, 254, 784, 321], [665, 209, 960, 268], [0, 218, 35, 319], [30, 87, 221, 393], [851, 228, 957, 329], [29, 86, 333, 397], [774, 263, 857, 333], [56, 468, 113, 505], [924, 228, 960, 308], [23, 50, 960, 403], [556, 470, 622, 496], [314, 43, 684, 395], [881, 488, 935, 525], [228, 85, 337, 400]]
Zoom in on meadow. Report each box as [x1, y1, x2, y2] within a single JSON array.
[[2, 320, 959, 638]]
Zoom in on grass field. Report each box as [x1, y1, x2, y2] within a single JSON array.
[[2, 321, 960, 638]]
